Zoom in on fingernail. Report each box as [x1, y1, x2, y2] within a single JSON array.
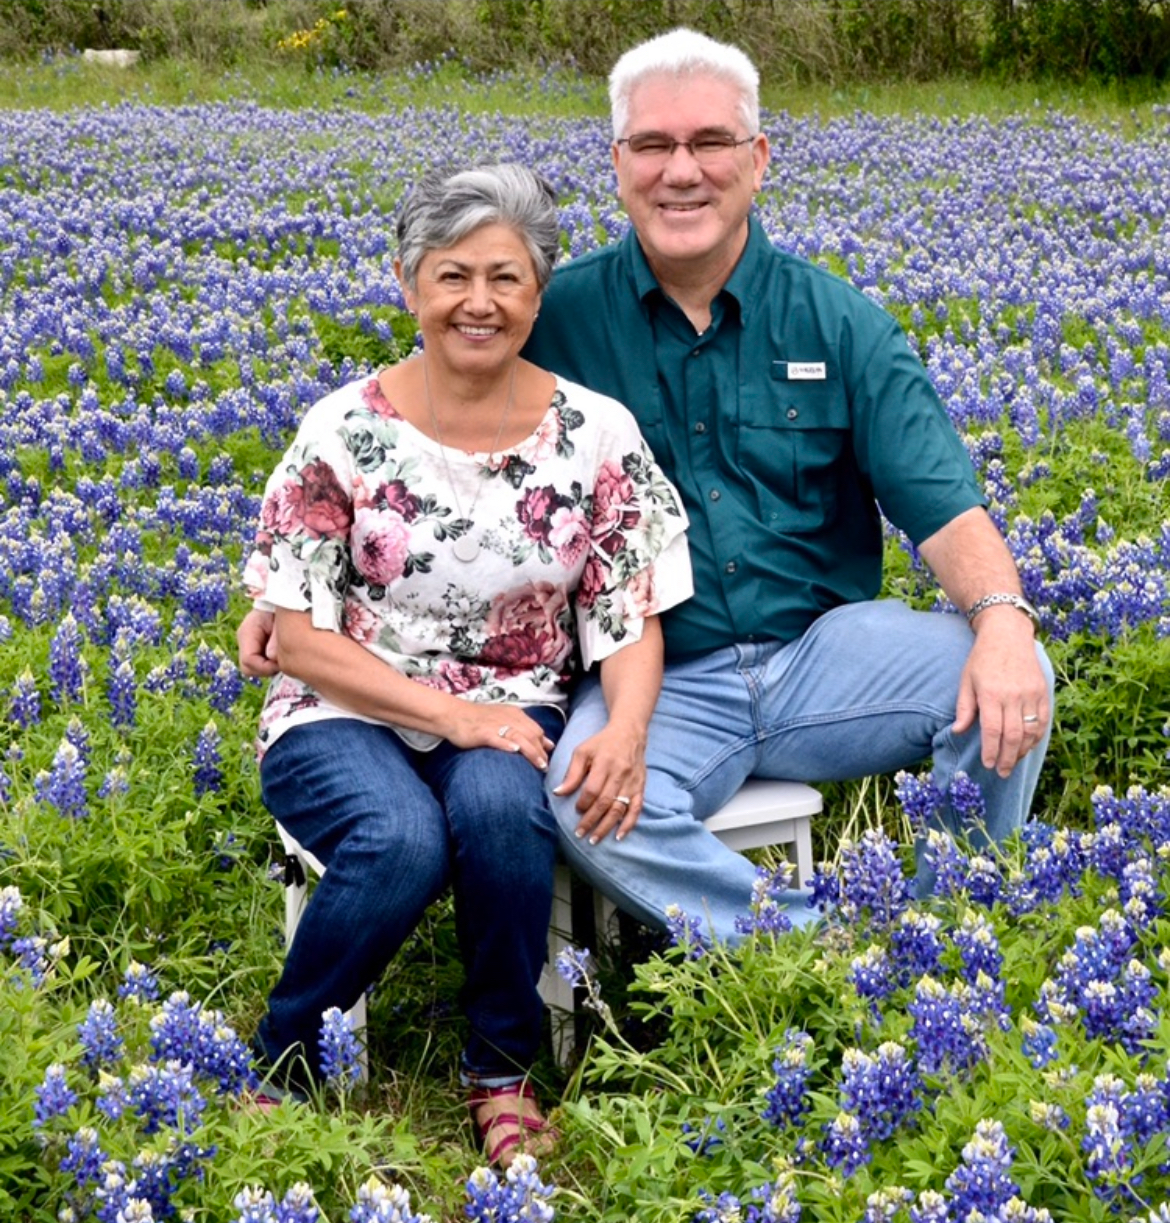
[[552, 785, 565, 795], [615, 831, 624, 842], [574, 828, 585, 839], [588, 836, 598, 845]]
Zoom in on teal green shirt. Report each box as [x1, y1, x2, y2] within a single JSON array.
[[524, 216, 983, 660]]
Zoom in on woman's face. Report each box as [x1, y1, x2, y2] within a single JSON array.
[[398, 223, 542, 379]]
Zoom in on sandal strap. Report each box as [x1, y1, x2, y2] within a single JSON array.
[[468, 1082, 555, 1166]]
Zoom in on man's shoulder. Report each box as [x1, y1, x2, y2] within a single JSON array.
[[754, 236, 891, 317], [547, 242, 625, 296]]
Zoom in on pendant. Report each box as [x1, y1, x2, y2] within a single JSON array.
[[452, 535, 480, 563]]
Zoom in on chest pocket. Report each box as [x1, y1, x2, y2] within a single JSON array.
[[736, 378, 852, 533]]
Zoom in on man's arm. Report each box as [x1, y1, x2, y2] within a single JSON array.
[[917, 506, 1051, 778]]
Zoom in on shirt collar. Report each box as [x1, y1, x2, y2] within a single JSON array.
[[622, 214, 768, 322]]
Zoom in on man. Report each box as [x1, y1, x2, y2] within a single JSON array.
[[241, 28, 1053, 943]]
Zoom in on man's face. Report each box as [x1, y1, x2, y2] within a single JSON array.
[[613, 73, 769, 281]]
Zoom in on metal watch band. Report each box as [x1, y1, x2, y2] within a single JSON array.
[[964, 592, 1040, 628]]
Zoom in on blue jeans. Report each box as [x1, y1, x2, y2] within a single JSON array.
[[548, 600, 1054, 944], [257, 710, 563, 1086]]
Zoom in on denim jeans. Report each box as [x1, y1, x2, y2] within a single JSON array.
[[256, 710, 563, 1086], [547, 600, 1054, 944]]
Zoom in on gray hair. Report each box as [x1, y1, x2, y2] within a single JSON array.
[[395, 163, 560, 291], [609, 27, 759, 139]]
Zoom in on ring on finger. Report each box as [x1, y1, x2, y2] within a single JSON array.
[[497, 725, 511, 738], [613, 795, 631, 806], [1022, 714, 1039, 724]]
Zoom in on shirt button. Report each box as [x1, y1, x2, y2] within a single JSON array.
[[691, 349, 702, 358], [709, 489, 721, 501], [787, 408, 799, 420], [725, 561, 738, 574], [694, 422, 707, 434]]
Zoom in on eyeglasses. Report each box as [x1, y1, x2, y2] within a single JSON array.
[[615, 132, 756, 164]]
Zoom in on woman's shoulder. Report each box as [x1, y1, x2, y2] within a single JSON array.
[[549, 373, 639, 433]]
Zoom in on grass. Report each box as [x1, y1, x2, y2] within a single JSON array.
[[3, 54, 1169, 128]]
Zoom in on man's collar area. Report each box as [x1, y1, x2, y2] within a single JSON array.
[[625, 214, 771, 320]]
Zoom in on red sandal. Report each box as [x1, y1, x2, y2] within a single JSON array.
[[468, 1081, 557, 1168]]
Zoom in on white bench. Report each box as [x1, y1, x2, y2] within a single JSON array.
[[276, 778, 821, 1075], [275, 823, 370, 1082], [540, 778, 821, 1065]]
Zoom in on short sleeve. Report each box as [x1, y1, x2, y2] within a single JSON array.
[[243, 400, 355, 633], [574, 438, 692, 669]]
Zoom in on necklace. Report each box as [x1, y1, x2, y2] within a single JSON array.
[[422, 356, 517, 563]]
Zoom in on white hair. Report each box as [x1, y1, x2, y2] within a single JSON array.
[[608, 27, 760, 139]]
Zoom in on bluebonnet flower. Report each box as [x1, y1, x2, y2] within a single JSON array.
[[862, 1186, 913, 1223], [890, 909, 944, 983], [35, 739, 89, 819], [836, 828, 911, 930], [755, 1170, 802, 1223], [59, 1126, 107, 1188], [234, 1186, 279, 1223], [894, 768, 945, 834], [554, 942, 612, 1022], [13, 934, 65, 986], [924, 830, 970, 900], [33, 1063, 78, 1129], [808, 862, 840, 913], [119, 961, 160, 1004], [48, 612, 88, 703], [465, 1153, 554, 1223], [694, 1190, 747, 1223], [126, 1059, 207, 1135], [209, 658, 245, 713], [348, 1174, 433, 1222], [99, 766, 131, 798], [149, 990, 257, 1095], [319, 1006, 362, 1090], [192, 721, 223, 796], [822, 1110, 870, 1177], [8, 668, 41, 726], [908, 976, 987, 1076], [953, 909, 1003, 984], [1082, 1100, 1131, 1201], [95, 1072, 132, 1123], [106, 649, 137, 728], [848, 943, 897, 1014], [0, 885, 22, 950], [944, 1118, 1019, 1219], [908, 1190, 949, 1223], [665, 904, 710, 960], [1030, 1100, 1070, 1131], [734, 861, 796, 937], [762, 1030, 814, 1130], [1122, 1073, 1167, 1147], [272, 1182, 320, 1223], [79, 998, 123, 1071], [838, 1042, 922, 1143], [681, 1115, 726, 1156], [1020, 1017, 1059, 1068], [964, 853, 1004, 907]]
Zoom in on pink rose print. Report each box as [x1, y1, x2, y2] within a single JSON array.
[[622, 566, 659, 618], [480, 581, 572, 677], [242, 549, 271, 600], [592, 460, 640, 555], [261, 481, 305, 536], [414, 661, 485, 695], [380, 479, 421, 522], [299, 460, 354, 538], [548, 504, 590, 568], [574, 553, 606, 610], [351, 507, 410, 586], [517, 485, 564, 545], [361, 376, 402, 420], [342, 596, 380, 645], [523, 410, 561, 463]]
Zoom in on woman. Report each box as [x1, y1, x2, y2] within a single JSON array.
[[243, 164, 691, 1166]]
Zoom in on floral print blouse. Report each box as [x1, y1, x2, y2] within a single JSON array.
[[245, 372, 692, 755]]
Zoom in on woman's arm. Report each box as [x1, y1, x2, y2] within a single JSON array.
[[552, 615, 663, 843], [275, 608, 554, 769]]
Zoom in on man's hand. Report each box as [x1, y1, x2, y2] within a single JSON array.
[[237, 609, 278, 678], [953, 606, 1050, 777]]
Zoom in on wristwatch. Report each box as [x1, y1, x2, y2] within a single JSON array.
[[965, 592, 1041, 630]]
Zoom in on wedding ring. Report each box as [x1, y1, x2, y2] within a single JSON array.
[[614, 795, 631, 805], [1022, 714, 1039, 724], [497, 726, 511, 738]]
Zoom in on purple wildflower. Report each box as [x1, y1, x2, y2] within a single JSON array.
[[665, 904, 710, 960], [33, 1063, 78, 1129], [119, 960, 161, 1004], [944, 1119, 1019, 1219], [192, 720, 223, 796], [319, 1006, 362, 1090], [762, 1030, 814, 1130], [78, 998, 123, 1072]]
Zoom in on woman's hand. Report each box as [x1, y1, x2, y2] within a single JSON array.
[[444, 703, 556, 772], [237, 609, 279, 678], [552, 721, 646, 843]]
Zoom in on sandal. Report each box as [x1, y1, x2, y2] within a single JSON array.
[[468, 1081, 557, 1168]]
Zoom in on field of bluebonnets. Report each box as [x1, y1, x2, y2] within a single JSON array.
[[2, 51, 1170, 1223]]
